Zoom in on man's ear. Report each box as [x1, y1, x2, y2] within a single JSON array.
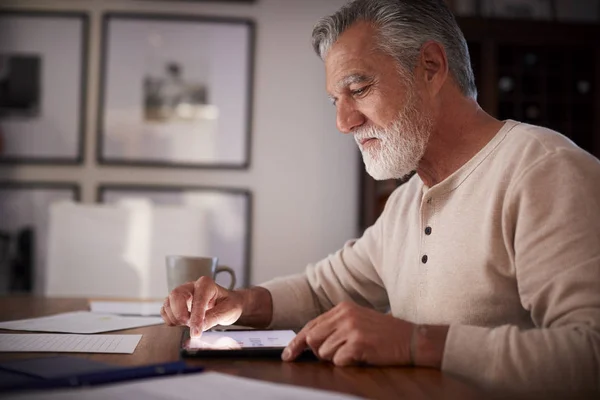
[[419, 41, 449, 96]]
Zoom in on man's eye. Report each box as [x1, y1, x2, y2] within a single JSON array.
[[351, 87, 368, 96]]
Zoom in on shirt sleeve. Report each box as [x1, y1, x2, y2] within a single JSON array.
[[259, 193, 392, 330], [442, 149, 600, 396]]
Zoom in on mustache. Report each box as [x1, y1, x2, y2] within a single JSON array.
[[353, 126, 387, 145]]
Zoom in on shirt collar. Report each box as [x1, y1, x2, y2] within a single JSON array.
[[421, 120, 520, 197]]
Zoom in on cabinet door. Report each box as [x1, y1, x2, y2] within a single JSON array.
[[496, 44, 596, 154]]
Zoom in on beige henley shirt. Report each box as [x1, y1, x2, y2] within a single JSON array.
[[260, 120, 600, 396]]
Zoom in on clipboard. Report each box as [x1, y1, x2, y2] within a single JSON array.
[[0, 356, 203, 393]]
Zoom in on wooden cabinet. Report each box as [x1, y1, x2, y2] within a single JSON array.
[[358, 18, 600, 232]]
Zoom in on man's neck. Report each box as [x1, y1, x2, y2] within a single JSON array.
[[417, 100, 504, 187]]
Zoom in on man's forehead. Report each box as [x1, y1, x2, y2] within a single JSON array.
[[325, 52, 380, 95], [324, 22, 381, 94]]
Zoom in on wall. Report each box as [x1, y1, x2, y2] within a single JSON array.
[[0, 0, 358, 285]]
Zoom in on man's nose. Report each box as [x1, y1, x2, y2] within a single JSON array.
[[336, 100, 365, 134]]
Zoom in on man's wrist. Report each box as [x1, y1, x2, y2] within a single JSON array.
[[236, 286, 273, 328], [411, 324, 449, 369]]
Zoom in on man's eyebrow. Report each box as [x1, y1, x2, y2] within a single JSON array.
[[328, 73, 374, 103], [335, 74, 373, 91]]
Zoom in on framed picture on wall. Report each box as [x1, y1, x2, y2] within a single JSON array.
[[0, 182, 80, 295], [98, 13, 255, 169], [97, 184, 251, 294], [0, 11, 88, 164]]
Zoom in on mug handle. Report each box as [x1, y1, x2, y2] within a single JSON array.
[[215, 265, 236, 290]]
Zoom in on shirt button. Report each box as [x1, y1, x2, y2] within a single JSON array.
[[421, 255, 428, 264], [425, 226, 432, 235]]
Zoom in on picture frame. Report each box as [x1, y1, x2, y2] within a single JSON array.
[[0, 182, 80, 295], [0, 11, 89, 164], [97, 184, 252, 291], [98, 13, 255, 169]]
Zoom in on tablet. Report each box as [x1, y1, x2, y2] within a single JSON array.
[[180, 328, 297, 358]]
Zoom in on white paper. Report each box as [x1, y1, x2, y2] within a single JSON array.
[[2, 372, 363, 399], [89, 301, 163, 316], [0, 311, 163, 334], [0, 334, 142, 354], [188, 330, 296, 350]]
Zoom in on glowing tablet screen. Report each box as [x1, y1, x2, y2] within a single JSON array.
[[183, 330, 296, 350]]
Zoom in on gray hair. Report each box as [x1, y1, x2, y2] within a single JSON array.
[[311, 0, 477, 99]]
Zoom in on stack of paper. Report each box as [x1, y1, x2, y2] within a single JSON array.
[[0, 311, 163, 334], [0, 311, 162, 355], [0, 334, 142, 354], [89, 301, 163, 316]]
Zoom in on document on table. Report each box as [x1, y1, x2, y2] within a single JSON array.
[[89, 301, 163, 316], [0, 311, 164, 334], [2, 372, 363, 399], [0, 334, 142, 354]]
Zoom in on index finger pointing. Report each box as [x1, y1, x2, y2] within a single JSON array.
[[189, 277, 217, 337], [282, 328, 309, 361], [282, 306, 343, 361]]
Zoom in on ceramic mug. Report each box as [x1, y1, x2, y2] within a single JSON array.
[[166, 255, 236, 293]]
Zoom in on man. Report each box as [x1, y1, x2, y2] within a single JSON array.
[[161, 0, 600, 396]]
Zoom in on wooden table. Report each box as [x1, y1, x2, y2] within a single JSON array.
[[0, 297, 486, 399]]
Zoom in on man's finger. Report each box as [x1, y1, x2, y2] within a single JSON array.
[[203, 302, 231, 330], [332, 342, 358, 367], [282, 303, 351, 361], [308, 308, 344, 345], [315, 329, 346, 361], [283, 315, 337, 361], [189, 277, 217, 337], [160, 297, 174, 325], [169, 284, 193, 325], [164, 301, 178, 326], [291, 303, 349, 359], [282, 328, 308, 361], [160, 305, 175, 326]]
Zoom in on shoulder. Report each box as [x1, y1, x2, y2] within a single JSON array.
[[504, 121, 597, 166], [496, 121, 600, 185], [498, 122, 600, 202]]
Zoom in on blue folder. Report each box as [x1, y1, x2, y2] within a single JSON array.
[[0, 356, 203, 393]]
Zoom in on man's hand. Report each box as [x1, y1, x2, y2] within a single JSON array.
[[161, 277, 273, 337], [161, 276, 244, 337], [282, 301, 414, 366]]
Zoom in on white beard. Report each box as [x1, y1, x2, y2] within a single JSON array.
[[354, 95, 433, 180]]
